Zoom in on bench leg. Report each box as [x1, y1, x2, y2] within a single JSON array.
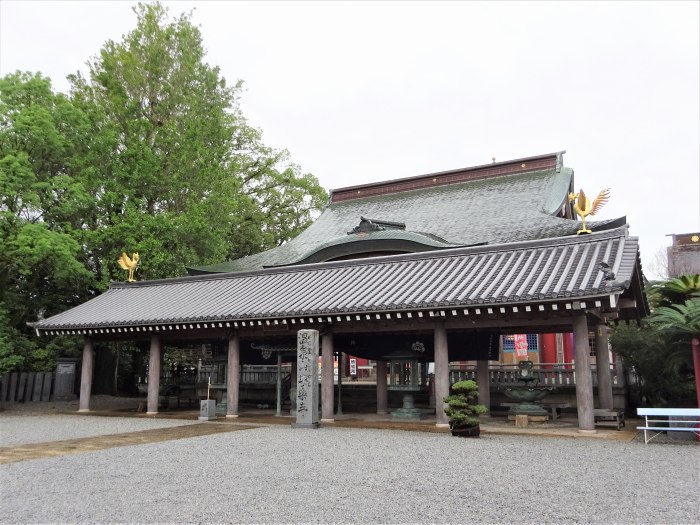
[[644, 429, 665, 444], [643, 418, 648, 443]]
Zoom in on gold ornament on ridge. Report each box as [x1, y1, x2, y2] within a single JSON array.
[[568, 188, 610, 235], [118, 252, 140, 282]]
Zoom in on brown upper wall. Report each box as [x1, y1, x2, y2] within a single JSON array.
[[330, 152, 561, 203], [668, 232, 700, 247]]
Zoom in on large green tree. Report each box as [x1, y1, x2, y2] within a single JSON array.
[[69, 2, 326, 282], [0, 72, 94, 372], [0, 3, 327, 376]]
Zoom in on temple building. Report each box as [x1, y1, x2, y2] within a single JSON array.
[[666, 232, 700, 277], [30, 151, 648, 431]]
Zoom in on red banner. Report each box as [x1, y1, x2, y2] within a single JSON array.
[[514, 334, 529, 358]]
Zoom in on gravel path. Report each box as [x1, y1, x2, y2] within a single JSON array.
[[0, 414, 197, 446], [0, 394, 142, 415], [1, 416, 698, 524]]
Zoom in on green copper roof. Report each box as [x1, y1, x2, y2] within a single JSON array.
[[189, 163, 620, 274], [269, 229, 466, 267]]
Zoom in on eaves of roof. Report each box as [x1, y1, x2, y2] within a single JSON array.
[[32, 226, 645, 334]]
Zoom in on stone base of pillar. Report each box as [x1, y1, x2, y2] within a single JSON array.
[[515, 415, 528, 427], [320, 418, 335, 423], [146, 411, 158, 415], [377, 410, 387, 415], [291, 422, 320, 429], [435, 423, 449, 429], [578, 429, 597, 435], [225, 414, 239, 418], [509, 414, 548, 424], [78, 408, 91, 413]]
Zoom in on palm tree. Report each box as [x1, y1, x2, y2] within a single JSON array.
[[652, 274, 700, 307], [648, 274, 700, 409]]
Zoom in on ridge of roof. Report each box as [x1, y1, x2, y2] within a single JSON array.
[[330, 151, 565, 203], [117, 223, 630, 290]]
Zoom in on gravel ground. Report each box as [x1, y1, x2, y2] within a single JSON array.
[[0, 396, 198, 446], [1, 416, 698, 524], [0, 414, 197, 446], [0, 394, 142, 415]]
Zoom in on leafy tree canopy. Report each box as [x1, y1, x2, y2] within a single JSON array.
[[0, 3, 327, 374]]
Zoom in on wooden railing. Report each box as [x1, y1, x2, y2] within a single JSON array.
[[449, 363, 625, 387], [0, 362, 631, 404], [196, 364, 290, 385]]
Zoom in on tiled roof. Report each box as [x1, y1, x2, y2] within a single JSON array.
[[189, 155, 622, 273], [33, 227, 644, 334]]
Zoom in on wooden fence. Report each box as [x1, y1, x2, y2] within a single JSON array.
[[0, 372, 55, 402]]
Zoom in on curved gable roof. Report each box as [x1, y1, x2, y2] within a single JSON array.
[[190, 152, 622, 274], [268, 230, 467, 267]]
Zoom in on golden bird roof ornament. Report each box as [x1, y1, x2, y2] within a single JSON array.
[[568, 188, 610, 235], [117, 252, 140, 282]]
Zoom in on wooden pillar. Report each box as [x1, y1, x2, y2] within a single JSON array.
[[476, 359, 491, 416], [291, 361, 298, 385], [276, 352, 283, 416], [78, 337, 94, 412], [336, 351, 344, 416], [692, 338, 700, 410], [410, 360, 419, 386], [321, 332, 334, 421], [572, 315, 595, 432], [540, 333, 557, 368], [434, 322, 449, 427], [226, 334, 240, 417], [595, 323, 614, 410], [376, 360, 388, 414], [563, 332, 574, 367], [146, 335, 161, 414]]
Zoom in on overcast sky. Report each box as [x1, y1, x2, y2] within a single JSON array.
[[2, 0, 698, 279]]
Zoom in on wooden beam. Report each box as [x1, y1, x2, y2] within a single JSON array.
[[618, 298, 636, 308]]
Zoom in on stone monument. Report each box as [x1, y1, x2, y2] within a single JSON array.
[[199, 377, 217, 421], [292, 329, 320, 429], [199, 399, 217, 421], [54, 358, 79, 400]]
